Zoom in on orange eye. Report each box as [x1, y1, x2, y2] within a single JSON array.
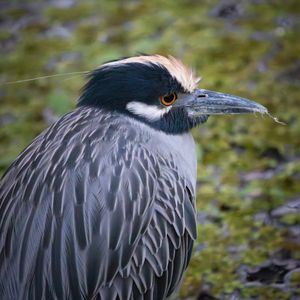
[[160, 92, 177, 106]]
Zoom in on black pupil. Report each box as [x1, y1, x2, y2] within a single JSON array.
[[164, 93, 175, 103]]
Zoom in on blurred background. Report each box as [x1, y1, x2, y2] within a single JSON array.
[[0, 0, 299, 299]]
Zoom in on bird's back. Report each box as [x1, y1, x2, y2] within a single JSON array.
[[0, 106, 197, 299]]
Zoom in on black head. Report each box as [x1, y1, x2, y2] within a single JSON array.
[[78, 55, 267, 134]]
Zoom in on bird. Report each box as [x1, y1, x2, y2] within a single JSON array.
[[0, 55, 267, 300]]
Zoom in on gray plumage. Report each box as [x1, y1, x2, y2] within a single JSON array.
[[0, 106, 197, 299]]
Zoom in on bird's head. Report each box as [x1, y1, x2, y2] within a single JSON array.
[[78, 55, 267, 134]]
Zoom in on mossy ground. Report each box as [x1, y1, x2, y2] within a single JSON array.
[[1, 1, 299, 299]]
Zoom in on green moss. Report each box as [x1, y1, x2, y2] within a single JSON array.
[[289, 269, 300, 291], [0, 31, 13, 41], [280, 213, 300, 225], [47, 89, 73, 115], [46, 4, 95, 22], [243, 286, 291, 300]]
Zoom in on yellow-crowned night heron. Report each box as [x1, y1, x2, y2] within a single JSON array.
[[0, 55, 267, 299]]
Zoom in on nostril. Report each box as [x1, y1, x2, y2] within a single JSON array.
[[197, 94, 207, 98]]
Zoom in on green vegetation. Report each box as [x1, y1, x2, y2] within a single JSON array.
[[1, 0, 299, 298]]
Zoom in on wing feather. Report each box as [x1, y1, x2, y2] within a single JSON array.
[[0, 107, 197, 300]]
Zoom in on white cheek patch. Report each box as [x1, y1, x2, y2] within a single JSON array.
[[126, 102, 171, 121]]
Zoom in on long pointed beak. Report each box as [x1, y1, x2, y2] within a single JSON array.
[[183, 89, 268, 116]]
